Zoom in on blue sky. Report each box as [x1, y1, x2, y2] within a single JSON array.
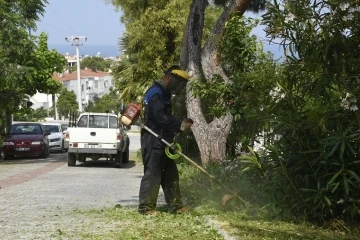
[[36, 0, 124, 45], [36, 1, 282, 58]]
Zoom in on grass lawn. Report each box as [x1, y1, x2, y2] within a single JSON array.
[[210, 210, 360, 240], [53, 207, 222, 240], [121, 151, 360, 240], [51, 206, 360, 240]]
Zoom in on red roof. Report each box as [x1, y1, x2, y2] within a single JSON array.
[[53, 69, 110, 82]]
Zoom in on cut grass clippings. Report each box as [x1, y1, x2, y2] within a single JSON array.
[[210, 211, 360, 240], [51, 206, 360, 240], [177, 163, 360, 240], [54, 207, 223, 240], [127, 151, 360, 240]]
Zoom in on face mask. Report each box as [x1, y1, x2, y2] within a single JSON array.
[[167, 76, 187, 95]]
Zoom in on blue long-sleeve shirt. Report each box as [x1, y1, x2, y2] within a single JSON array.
[[143, 81, 181, 145]]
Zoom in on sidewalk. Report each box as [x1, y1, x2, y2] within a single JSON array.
[[127, 125, 141, 133]]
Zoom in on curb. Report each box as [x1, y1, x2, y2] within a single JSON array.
[[205, 216, 238, 240], [127, 132, 140, 136]]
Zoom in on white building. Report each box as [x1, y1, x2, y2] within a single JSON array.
[[30, 93, 53, 110], [30, 69, 113, 115], [53, 68, 113, 106]]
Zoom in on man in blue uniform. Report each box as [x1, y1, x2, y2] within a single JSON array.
[[138, 65, 193, 215]]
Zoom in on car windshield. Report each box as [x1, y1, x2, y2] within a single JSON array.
[[44, 125, 60, 133], [9, 124, 43, 135], [61, 124, 68, 131], [79, 115, 118, 129]]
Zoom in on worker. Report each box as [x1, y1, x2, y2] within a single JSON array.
[[138, 65, 193, 215]]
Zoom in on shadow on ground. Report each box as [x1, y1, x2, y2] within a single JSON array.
[[76, 160, 137, 169], [0, 152, 67, 164]]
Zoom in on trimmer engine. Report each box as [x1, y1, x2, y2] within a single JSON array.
[[119, 103, 142, 127]]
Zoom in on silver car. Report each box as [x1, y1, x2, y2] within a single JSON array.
[[42, 123, 65, 152]]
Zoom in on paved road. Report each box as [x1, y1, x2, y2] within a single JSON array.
[[0, 132, 166, 239], [128, 131, 141, 152]]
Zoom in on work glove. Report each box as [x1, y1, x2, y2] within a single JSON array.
[[180, 118, 193, 131]]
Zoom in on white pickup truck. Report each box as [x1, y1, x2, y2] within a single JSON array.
[[64, 112, 130, 168]]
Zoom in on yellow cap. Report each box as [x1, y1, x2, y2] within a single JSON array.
[[171, 69, 190, 81]]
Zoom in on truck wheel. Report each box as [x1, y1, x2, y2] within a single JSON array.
[[68, 153, 76, 166], [79, 154, 86, 162], [122, 149, 129, 164], [114, 151, 122, 168]]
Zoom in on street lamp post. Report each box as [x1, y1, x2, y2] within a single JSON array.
[[65, 36, 87, 112]]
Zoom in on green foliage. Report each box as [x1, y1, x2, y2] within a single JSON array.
[[110, 0, 192, 104], [84, 89, 122, 113], [0, 2, 64, 96], [179, 162, 360, 239], [221, 17, 259, 73], [81, 56, 113, 72], [13, 107, 49, 122], [109, 0, 221, 104], [213, 0, 266, 13], [107, 0, 173, 23], [57, 88, 78, 119], [0, 0, 65, 129], [191, 16, 279, 153], [231, 0, 360, 222], [31, 33, 65, 94]]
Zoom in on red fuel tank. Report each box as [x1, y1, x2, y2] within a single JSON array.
[[120, 103, 142, 126]]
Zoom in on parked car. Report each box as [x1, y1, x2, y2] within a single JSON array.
[[64, 112, 130, 168], [61, 123, 69, 132], [41, 122, 66, 152], [1, 123, 50, 159]]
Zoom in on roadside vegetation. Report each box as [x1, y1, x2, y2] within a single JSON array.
[[178, 163, 360, 239], [80, 56, 113, 72], [0, 1, 66, 133], [1, 0, 360, 238], [108, 0, 360, 238]]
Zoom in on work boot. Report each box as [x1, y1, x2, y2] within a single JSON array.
[[171, 206, 191, 214]]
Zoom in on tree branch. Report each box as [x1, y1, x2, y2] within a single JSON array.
[[180, 0, 208, 126], [201, 0, 252, 83]]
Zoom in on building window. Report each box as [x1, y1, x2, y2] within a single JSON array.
[[94, 81, 98, 88], [82, 84, 84, 92]]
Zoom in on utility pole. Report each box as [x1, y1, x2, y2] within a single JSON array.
[[285, 45, 289, 62], [65, 36, 87, 112]]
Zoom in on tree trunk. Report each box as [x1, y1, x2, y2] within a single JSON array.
[[180, 0, 251, 164], [52, 94, 56, 120], [5, 110, 12, 132]]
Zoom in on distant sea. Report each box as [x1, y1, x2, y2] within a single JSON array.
[[49, 44, 121, 57], [48, 43, 283, 60]]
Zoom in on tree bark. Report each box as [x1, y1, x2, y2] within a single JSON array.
[[180, 0, 251, 164], [52, 94, 56, 120], [201, 0, 251, 83], [5, 110, 12, 133]]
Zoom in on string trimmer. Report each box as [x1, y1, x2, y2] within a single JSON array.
[[120, 104, 249, 206]]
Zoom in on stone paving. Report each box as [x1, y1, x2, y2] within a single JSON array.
[[0, 151, 160, 239]]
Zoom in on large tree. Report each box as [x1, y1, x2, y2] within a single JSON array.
[[85, 89, 122, 113], [56, 89, 78, 119], [108, 0, 266, 163], [0, 0, 66, 129], [81, 56, 112, 72], [108, 0, 221, 103], [256, 0, 360, 220], [180, 0, 265, 163]]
